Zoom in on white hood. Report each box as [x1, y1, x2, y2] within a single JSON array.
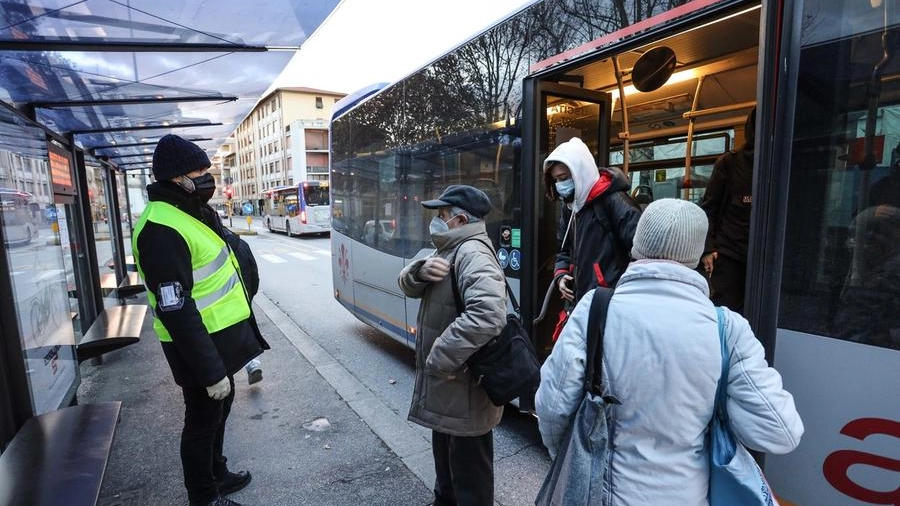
[[543, 137, 599, 213]]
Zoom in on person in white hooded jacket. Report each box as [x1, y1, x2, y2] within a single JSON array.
[[543, 137, 641, 341], [535, 198, 804, 505], [543, 137, 641, 302]]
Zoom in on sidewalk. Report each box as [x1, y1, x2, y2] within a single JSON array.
[[78, 295, 432, 506]]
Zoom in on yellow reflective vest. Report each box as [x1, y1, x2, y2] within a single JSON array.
[[133, 201, 250, 342]]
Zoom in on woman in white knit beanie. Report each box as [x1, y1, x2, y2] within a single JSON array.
[[536, 198, 803, 505]]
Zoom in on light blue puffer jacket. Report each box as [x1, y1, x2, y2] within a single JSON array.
[[536, 260, 804, 505]]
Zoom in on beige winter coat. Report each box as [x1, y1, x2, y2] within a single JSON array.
[[398, 222, 507, 436]]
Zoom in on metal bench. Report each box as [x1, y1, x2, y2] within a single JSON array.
[[115, 272, 145, 302], [76, 305, 147, 363], [104, 255, 136, 273], [0, 401, 122, 506], [98, 272, 145, 303]]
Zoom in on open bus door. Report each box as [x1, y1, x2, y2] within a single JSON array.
[[521, 80, 612, 373]]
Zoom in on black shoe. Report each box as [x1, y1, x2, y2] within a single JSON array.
[[191, 496, 244, 506], [216, 470, 251, 495]]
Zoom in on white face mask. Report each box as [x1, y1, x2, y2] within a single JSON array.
[[555, 179, 575, 200], [429, 215, 452, 235]]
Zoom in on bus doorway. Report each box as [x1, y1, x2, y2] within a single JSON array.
[[523, 81, 611, 360], [522, 5, 761, 359]]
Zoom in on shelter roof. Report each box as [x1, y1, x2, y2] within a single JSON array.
[[0, 0, 340, 173]]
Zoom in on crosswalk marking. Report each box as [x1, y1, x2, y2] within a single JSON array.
[[259, 253, 287, 264], [271, 245, 329, 256], [288, 251, 315, 261]]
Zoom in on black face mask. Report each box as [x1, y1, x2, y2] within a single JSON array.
[[186, 173, 216, 203]]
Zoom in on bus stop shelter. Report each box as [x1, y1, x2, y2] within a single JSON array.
[[0, 0, 339, 461]]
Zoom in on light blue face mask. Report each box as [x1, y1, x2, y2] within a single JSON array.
[[429, 215, 452, 235], [555, 179, 575, 200]]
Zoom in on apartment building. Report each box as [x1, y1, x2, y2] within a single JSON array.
[[210, 137, 236, 214], [233, 87, 345, 214]]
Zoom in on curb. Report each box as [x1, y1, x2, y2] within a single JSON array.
[[226, 227, 257, 236]]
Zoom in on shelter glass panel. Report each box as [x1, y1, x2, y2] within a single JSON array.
[[0, 111, 77, 415]]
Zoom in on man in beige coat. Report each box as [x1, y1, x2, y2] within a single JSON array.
[[398, 185, 507, 506]]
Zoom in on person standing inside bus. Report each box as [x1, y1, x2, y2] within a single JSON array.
[[133, 134, 269, 506], [536, 199, 803, 505], [398, 185, 507, 506], [543, 137, 641, 338], [699, 107, 756, 314]]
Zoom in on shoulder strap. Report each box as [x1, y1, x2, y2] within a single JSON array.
[[449, 249, 464, 314], [593, 195, 625, 261], [585, 287, 614, 394], [712, 307, 729, 421]]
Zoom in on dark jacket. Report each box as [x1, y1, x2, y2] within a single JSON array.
[[135, 181, 269, 387], [700, 110, 756, 263], [699, 148, 753, 263], [555, 167, 642, 300]]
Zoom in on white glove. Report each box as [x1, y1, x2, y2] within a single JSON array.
[[206, 377, 231, 400]]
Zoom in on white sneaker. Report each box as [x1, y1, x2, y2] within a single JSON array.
[[245, 359, 262, 385]]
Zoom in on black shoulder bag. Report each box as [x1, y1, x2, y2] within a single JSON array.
[[450, 238, 541, 406]]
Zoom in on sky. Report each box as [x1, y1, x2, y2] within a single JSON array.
[[267, 0, 537, 95]]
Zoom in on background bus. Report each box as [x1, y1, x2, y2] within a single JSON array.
[[331, 1, 900, 505], [263, 181, 331, 237]]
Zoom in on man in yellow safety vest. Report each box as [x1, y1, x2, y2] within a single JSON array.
[[133, 134, 268, 506]]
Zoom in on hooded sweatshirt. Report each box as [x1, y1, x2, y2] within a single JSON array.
[[543, 138, 642, 300]]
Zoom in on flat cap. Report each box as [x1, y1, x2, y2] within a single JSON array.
[[421, 184, 492, 218]]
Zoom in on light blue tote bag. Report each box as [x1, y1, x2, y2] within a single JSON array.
[[535, 288, 615, 506], [709, 307, 779, 506]]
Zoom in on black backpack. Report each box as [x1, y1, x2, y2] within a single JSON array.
[[224, 229, 259, 300]]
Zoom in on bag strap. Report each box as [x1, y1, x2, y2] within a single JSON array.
[[712, 307, 729, 422], [584, 287, 614, 395], [592, 192, 629, 262], [449, 236, 519, 315]]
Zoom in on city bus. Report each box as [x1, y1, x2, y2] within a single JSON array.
[[330, 0, 900, 504], [263, 181, 331, 236]]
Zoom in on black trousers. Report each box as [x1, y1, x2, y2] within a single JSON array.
[[709, 254, 747, 315], [432, 430, 494, 506], [181, 376, 235, 505]]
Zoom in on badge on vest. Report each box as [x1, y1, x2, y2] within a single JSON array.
[[158, 281, 185, 311]]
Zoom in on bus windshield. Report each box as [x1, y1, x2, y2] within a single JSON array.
[[304, 184, 329, 206]]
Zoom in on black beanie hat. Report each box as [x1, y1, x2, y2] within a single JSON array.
[[152, 134, 211, 181]]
